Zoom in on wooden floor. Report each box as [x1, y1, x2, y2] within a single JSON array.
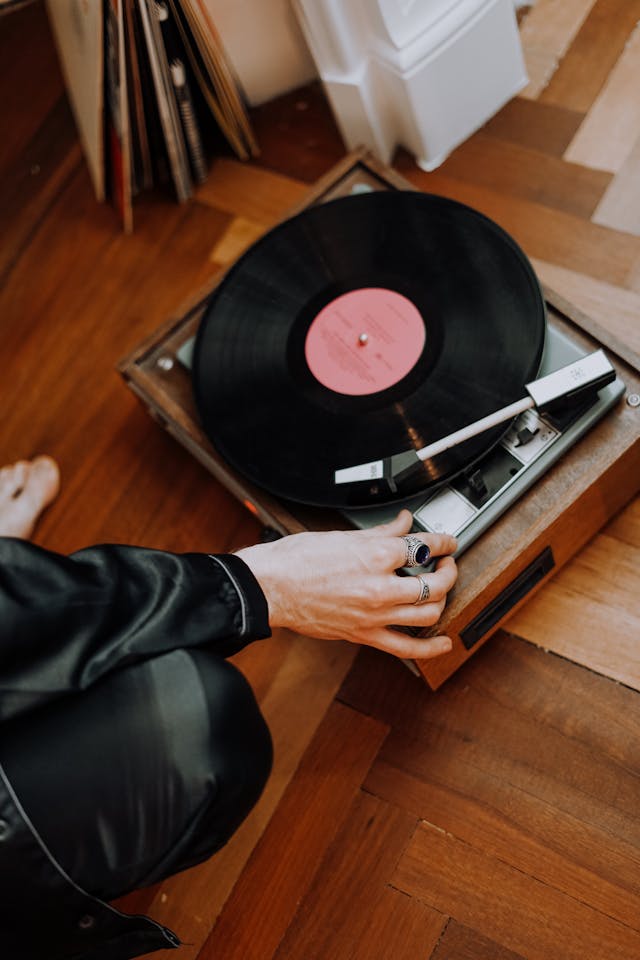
[[1, 3, 639, 959]]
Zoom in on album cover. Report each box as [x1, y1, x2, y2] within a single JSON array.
[[46, 0, 258, 231]]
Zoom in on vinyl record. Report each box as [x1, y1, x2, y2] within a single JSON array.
[[192, 190, 546, 508]]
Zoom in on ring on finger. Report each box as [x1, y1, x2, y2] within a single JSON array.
[[413, 574, 431, 605], [402, 534, 431, 567]]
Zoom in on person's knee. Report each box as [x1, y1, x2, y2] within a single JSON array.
[[0, 648, 273, 898], [206, 654, 272, 788], [181, 651, 273, 850]]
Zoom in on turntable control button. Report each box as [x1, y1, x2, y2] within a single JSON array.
[[515, 426, 539, 447], [468, 469, 488, 498]]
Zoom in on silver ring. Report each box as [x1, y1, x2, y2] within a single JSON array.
[[402, 534, 430, 567], [413, 575, 431, 604]]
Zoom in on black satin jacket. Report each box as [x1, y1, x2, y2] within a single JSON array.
[[0, 538, 270, 960]]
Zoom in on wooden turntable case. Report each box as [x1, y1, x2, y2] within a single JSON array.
[[118, 150, 640, 689]]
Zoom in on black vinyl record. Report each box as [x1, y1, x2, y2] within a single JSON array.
[[192, 190, 546, 509]]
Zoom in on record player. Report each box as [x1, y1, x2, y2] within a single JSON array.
[[118, 149, 640, 689]]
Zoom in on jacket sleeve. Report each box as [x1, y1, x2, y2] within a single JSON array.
[[0, 537, 271, 723]]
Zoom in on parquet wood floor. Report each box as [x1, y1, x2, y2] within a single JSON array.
[[1, 3, 639, 959]]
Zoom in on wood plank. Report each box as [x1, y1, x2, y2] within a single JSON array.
[[365, 759, 640, 930], [198, 701, 389, 960], [607, 488, 640, 546], [1, 178, 226, 370], [195, 157, 308, 225], [564, 22, 640, 172], [531, 258, 640, 353], [518, 0, 597, 56], [272, 792, 443, 960], [627, 252, 640, 292], [393, 150, 640, 289], [436, 132, 611, 219], [540, 0, 640, 113], [431, 920, 526, 960], [518, 0, 597, 100], [352, 888, 446, 960], [340, 639, 640, 839], [0, 95, 82, 284], [482, 97, 585, 157], [42, 403, 234, 554], [249, 80, 346, 185], [519, 46, 559, 101], [209, 214, 266, 266], [393, 821, 640, 960], [592, 133, 640, 236], [0, 1, 66, 179], [0, 161, 241, 556], [507, 499, 640, 689]]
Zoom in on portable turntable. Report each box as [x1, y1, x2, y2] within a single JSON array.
[[118, 150, 640, 689]]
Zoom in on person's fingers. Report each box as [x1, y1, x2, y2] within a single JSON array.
[[359, 524, 457, 574], [358, 509, 413, 538], [393, 556, 458, 605], [359, 511, 457, 555], [387, 597, 447, 627], [362, 626, 453, 660], [388, 531, 458, 571]]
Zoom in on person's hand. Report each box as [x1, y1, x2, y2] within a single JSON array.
[[235, 510, 458, 660]]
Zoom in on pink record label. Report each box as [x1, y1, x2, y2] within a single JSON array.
[[305, 288, 425, 395]]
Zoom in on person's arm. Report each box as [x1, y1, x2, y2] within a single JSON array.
[[0, 538, 269, 722], [1, 510, 458, 723]]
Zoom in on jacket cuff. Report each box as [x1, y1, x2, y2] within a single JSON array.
[[209, 553, 271, 640]]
